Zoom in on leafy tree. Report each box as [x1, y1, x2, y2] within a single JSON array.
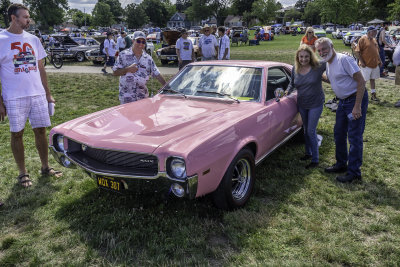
[[283, 7, 302, 23], [316, 0, 357, 25], [67, 8, 92, 27], [294, 0, 313, 13], [208, 0, 231, 25], [252, 0, 280, 24], [23, 0, 68, 30], [302, 1, 321, 25], [140, 0, 170, 27], [92, 1, 114, 27], [368, 0, 394, 21], [231, 0, 256, 16], [176, 0, 191, 12], [125, 3, 149, 29], [98, 0, 123, 23], [388, 0, 400, 21], [0, 0, 11, 27], [184, 0, 211, 22]]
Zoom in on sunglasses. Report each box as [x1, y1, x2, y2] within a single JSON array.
[[308, 32, 313, 34], [136, 39, 146, 44], [205, 30, 210, 32]]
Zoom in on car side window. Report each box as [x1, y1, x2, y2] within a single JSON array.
[[266, 68, 291, 101]]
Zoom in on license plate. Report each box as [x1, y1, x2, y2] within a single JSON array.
[[167, 57, 175, 60], [97, 176, 122, 192]]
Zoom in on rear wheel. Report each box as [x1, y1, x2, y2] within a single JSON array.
[[52, 54, 63, 69], [212, 148, 255, 210]]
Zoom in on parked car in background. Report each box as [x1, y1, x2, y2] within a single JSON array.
[[85, 40, 154, 65], [314, 29, 326, 38], [343, 31, 364, 46], [49, 35, 99, 62], [389, 28, 400, 41], [332, 28, 349, 39], [49, 60, 302, 210], [156, 30, 181, 65], [147, 32, 161, 43], [325, 27, 334, 34]]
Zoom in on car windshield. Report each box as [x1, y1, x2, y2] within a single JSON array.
[[162, 65, 262, 102]]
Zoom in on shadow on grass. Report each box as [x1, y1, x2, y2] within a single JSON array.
[[50, 136, 315, 265], [0, 173, 60, 266]]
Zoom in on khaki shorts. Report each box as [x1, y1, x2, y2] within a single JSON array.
[[396, 65, 400, 86], [4, 95, 51, 132], [360, 66, 380, 80]]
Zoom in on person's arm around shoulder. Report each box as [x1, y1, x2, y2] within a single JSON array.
[[352, 70, 366, 120]]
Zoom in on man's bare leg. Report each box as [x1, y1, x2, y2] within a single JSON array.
[[33, 127, 62, 177], [11, 129, 32, 187]]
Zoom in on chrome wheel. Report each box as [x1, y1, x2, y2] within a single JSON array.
[[231, 158, 251, 201]]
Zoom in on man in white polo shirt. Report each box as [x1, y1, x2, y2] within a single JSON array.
[[217, 26, 230, 60], [0, 4, 62, 192], [315, 37, 368, 183]]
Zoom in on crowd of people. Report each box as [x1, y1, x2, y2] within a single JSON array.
[[0, 3, 399, 208]]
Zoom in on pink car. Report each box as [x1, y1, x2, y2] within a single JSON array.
[[49, 61, 302, 210]]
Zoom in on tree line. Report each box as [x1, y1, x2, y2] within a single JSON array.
[[0, 0, 399, 30]]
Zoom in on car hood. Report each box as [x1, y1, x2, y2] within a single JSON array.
[[56, 94, 258, 154]]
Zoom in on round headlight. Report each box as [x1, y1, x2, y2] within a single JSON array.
[[56, 135, 64, 152], [170, 158, 186, 179]]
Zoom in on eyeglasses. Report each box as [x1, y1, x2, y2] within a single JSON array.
[[136, 39, 146, 44]]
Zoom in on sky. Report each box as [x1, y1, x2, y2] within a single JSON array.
[[15, 0, 297, 14]]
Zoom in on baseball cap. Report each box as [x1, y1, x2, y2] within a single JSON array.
[[367, 26, 377, 32], [133, 31, 146, 40]]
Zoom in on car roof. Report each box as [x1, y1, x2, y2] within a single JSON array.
[[189, 60, 291, 69]]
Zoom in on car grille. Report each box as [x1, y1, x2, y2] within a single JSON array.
[[66, 139, 158, 177]]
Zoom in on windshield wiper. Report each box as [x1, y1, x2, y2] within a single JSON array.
[[195, 90, 240, 103], [160, 87, 187, 98]]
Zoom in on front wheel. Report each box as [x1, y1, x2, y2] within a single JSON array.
[[52, 54, 63, 69], [212, 148, 255, 210], [76, 52, 85, 62]]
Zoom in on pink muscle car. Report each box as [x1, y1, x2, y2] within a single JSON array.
[[49, 60, 302, 210]]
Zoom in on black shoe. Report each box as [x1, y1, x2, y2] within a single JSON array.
[[325, 164, 347, 173], [101, 68, 107, 74], [300, 154, 312, 161], [305, 162, 319, 169], [336, 173, 362, 183]]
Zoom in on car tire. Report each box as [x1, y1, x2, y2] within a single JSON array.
[[76, 52, 85, 62], [160, 59, 168, 65], [212, 148, 255, 210]]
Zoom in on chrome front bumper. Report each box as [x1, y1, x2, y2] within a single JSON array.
[[49, 145, 198, 199]]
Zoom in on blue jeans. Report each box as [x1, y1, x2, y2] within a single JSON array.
[[334, 91, 368, 176], [379, 46, 385, 74], [299, 105, 323, 163]]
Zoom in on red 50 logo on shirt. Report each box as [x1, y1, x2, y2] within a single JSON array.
[[11, 42, 37, 74]]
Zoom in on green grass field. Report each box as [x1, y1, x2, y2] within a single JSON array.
[[1, 34, 400, 266]]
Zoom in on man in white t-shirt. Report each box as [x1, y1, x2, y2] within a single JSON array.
[[101, 32, 117, 74], [117, 31, 126, 52], [176, 29, 195, 70], [199, 24, 219, 61], [217, 26, 230, 60], [315, 37, 368, 183], [0, 4, 62, 191]]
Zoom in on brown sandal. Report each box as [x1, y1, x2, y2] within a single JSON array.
[[41, 167, 63, 177], [17, 174, 32, 188]]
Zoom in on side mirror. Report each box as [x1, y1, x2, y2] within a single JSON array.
[[274, 88, 285, 102]]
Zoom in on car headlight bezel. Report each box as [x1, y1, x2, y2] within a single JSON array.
[[166, 157, 187, 179], [54, 134, 65, 152]]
